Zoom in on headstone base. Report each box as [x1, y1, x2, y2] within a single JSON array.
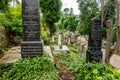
[[21, 41, 43, 58], [86, 50, 102, 62]]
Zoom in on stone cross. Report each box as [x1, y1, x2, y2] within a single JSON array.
[[21, 0, 43, 58]]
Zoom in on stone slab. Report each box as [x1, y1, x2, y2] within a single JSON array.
[[54, 45, 69, 51], [0, 47, 21, 64]]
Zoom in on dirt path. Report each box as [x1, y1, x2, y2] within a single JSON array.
[[58, 65, 75, 80]]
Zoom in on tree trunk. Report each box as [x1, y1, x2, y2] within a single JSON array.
[[101, 0, 104, 28], [105, 19, 113, 63], [50, 29, 53, 44], [114, 0, 120, 54]]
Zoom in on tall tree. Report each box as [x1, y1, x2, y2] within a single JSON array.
[[64, 15, 79, 31], [63, 8, 69, 17], [115, 0, 120, 54], [77, 0, 99, 34], [40, 0, 62, 37]]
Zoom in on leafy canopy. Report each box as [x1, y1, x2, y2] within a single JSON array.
[[77, 0, 99, 35], [40, 0, 62, 33]]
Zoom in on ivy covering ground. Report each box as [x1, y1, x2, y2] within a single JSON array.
[[56, 51, 120, 80], [1, 47, 120, 80], [0, 54, 61, 80]]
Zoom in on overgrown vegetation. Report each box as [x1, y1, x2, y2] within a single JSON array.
[[55, 46, 120, 80], [0, 54, 61, 80], [0, 3, 22, 36], [77, 0, 99, 35], [71, 62, 120, 80], [40, 0, 62, 36], [63, 15, 79, 31]]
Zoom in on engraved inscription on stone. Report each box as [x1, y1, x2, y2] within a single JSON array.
[[21, 41, 43, 58], [22, 0, 40, 41], [86, 17, 102, 62], [21, 0, 43, 58]]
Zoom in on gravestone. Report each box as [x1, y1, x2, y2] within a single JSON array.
[[21, 0, 43, 58], [86, 17, 102, 62]]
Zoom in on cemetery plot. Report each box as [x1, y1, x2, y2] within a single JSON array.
[[21, 0, 43, 58]]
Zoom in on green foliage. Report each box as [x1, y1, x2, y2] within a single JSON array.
[[103, 0, 116, 22], [69, 46, 78, 53], [8, 3, 22, 35], [112, 26, 116, 42], [0, 64, 13, 77], [41, 23, 49, 44], [56, 47, 120, 80], [57, 52, 71, 63], [63, 8, 69, 16], [102, 0, 116, 38], [0, 13, 10, 27], [66, 51, 120, 80], [55, 20, 63, 31], [77, 0, 99, 35], [64, 15, 79, 31], [102, 27, 107, 38], [71, 62, 120, 80], [40, 0, 62, 34], [0, 3, 22, 35], [0, 54, 61, 80], [0, 0, 11, 12]]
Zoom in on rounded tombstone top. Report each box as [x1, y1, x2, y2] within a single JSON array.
[[91, 17, 101, 25], [91, 17, 101, 21]]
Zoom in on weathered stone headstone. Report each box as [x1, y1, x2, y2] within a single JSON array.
[[21, 0, 43, 58], [86, 17, 102, 62]]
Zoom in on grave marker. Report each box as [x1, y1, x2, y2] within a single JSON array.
[[86, 17, 102, 62], [21, 0, 43, 58]]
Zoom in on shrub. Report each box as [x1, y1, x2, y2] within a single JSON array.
[[57, 49, 120, 80], [0, 3, 22, 36], [41, 23, 49, 44], [68, 55, 120, 80], [8, 3, 22, 35]]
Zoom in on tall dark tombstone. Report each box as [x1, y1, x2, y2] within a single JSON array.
[[21, 0, 43, 58], [86, 17, 102, 62]]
